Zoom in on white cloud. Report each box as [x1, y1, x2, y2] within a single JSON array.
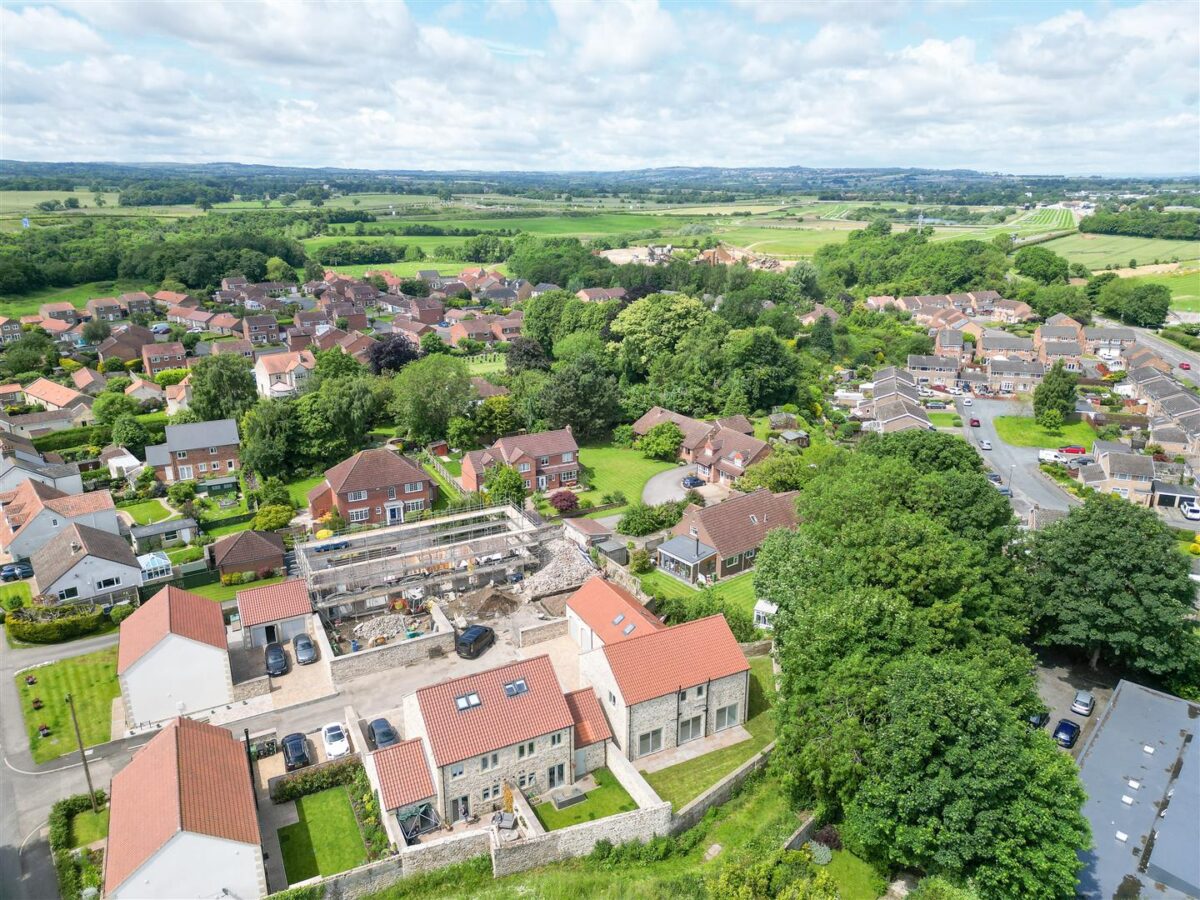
[[548, 0, 679, 71], [0, 5, 107, 53]]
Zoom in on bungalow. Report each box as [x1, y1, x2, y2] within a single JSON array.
[[208, 312, 242, 335], [31, 522, 141, 606], [0, 407, 90, 437], [142, 341, 187, 378], [865, 295, 898, 311], [151, 290, 190, 308], [578, 615, 749, 762], [0, 481, 118, 561], [22, 377, 90, 413], [98, 324, 155, 365], [254, 349, 315, 398], [391, 318, 431, 347], [212, 338, 255, 360], [470, 376, 509, 401], [799, 304, 840, 327], [630, 407, 717, 463], [71, 367, 108, 395], [531, 283, 561, 297], [461, 428, 580, 495], [906, 354, 960, 385], [562, 516, 615, 550], [166, 306, 214, 330], [211, 529, 285, 577], [126, 375, 165, 404], [117, 586, 233, 726], [308, 448, 436, 527], [575, 287, 627, 302], [692, 427, 771, 485], [565, 576, 664, 652], [103, 718, 265, 900], [660, 488, 799, 584], [129, 517, 199, 553], [235, 579, 311, 648], [144, 419, 241, 484]]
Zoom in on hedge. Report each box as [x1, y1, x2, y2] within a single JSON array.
[[270, 758, 362, 803], [6, 606, 105, 643], [33, 425, 112, 453], [49, 791, 108, 900], [48, 790, 108, 851]]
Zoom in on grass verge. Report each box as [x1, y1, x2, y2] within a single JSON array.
[[15, 646, 120, 764], [993, 415, 1095, 448], [69, 808, 110, 848]]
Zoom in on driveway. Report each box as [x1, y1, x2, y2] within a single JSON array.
[[1035, 649, 1115, 760], [955, 397, 1078, 515], [641, 464, 692, 505]]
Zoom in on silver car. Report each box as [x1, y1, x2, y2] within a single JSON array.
[[1070, 690, 1095, 716], [292, 633, 318, 665]]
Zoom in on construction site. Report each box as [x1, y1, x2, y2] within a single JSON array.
[[293, 503, 562, 620]]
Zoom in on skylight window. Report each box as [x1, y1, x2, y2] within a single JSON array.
[[749, 514, 758, 524], [612, 613, 625, 626], [455, 692, 481, 711], [623, 623, 636, 635], [503, 679, 529, 698]]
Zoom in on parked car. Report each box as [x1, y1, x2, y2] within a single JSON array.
[[456, 624, 496, 659], [292, 633, 317, 665], [1066, 455, 1094, 470], [368, 718, 400, 749], [962, 397, 973, 406], [979, 440, 993, 451], [264, 642, 288, 677], [1028, 710, 1050, 729], [1070, 690, 1095, 716], [986, 472, 1002, 484], [1182, 501, 1200, 521], [1038, 449, 1067, 464], [1181, 362, 1191, 370], [1053, 719, 1081, 748], [322, 723, 351, 759], [996, 486, 1013, 497], [1, 562, 33, 582], [281, 732, 311, 771], [151, 323, 171, 335], [970, 417, 981, 427], [927, 401, 946, 410], [681, 475, 704, 489], [1059, 445, 1087, 455]]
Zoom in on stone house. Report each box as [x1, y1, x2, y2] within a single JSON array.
[[307, 448, 435, 527], [370, 739, 440, 843], [566, 576, 665, 653], [235, 579, 311, 648], [461, 428, 580, 495], [578, 615, 749, 762], [144, 419, 240, 483]]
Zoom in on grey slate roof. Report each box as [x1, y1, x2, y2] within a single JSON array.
[[1084, 326, 1135, 341], [1160, 392, 1200, 417], [657, 535, 716, 564], [1142, 379, 1187, 401], [1104, 452, 1155, 478], [129, 517, 197, 539], [906, 354, 959, 370], [989, 359, 1045, 376], [1039, 325, 1080, 340], [1042, 339, 1081, 356], [32, 522, 138, 590], [164, 419, 240, 451], [980, 332, 1034, 351], [1075, 680, 1200, 899]]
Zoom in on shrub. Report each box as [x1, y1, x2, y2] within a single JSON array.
[[548, 490, 579, 513], [611, 424, 635, 448], [270, 758, 362, 803], [252, 503, 295, 531], [4, 593, 25, 611], [167, 480, 197, 506], [109, 604, 136, 625], [808, 841, 833, 865], [6, 606, 105, 643], [48, 791, 108, 851], [813, 823, 842, 850], [629, 548, 652, 574], [617, 499, 690, 536], [220, 571, 244, 586], [600, 490, 627, 506]]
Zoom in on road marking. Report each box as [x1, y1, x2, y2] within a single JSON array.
[[19, 819, 46, 853], [3, 755, 82, 776]]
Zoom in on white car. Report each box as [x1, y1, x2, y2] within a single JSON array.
[[962, 397, 974, 406], [979, 440, 993, 450], [1182, 501, 1200, 521], [322, 723, 351, 759]]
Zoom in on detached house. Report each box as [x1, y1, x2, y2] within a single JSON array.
[[0, 434, 82, 494], [0, 315, 23, 345], [578, 615, 749, 762], [692, 427, 771, 485], [308, 448, 436, 527], [86, 297, 124, 322], [658, 488, 798, 584], [22, 377, 90, 413], [117, 586, 233, 726], [142, 341, 187, 378], [0, 481, 118, 561], [98, 324, 155, 366], [461, 429, 580, 495], [31, 522, 140, 606], [145, 419, 240, 483], [210, 529, 285, 577], [242, 314, 277, 345], [631, 407, 720, 464], [406, 655, 577, 822], [254, 349, 315, 398], [103, 718, 266, 900], [39, 301, 79, 325]]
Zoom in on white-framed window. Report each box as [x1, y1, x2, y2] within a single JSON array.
[[347, 490, 368, 502], [518, 463, 531, 473], [96, 576, 122, 590], [724, 555, 741, 568], [550, 732, 562, 747], [560, 470, 577, 482], [518, 740, 535, 759], [451, 763, 464, 778], [348, 508, 370, 523], [227, 460, 235, 470], [175, 450, 187, 459], [715, 703, 739, 731], [387, 486, 397, 500], [481, 752, 499, 771], [539, 456, 549, 466], [375, 507, 382, 515], [404, 500, 425, 512], [562, 451, 574, 462], [524, 480, 531, 489], [197, 462, 207, 473], [638, 729, 663, 757], [208, 447, 217, 454], [482, 784, 500, 801], [404, 482, 423, 493], [679, 715, 703, 744], [57, 586, 79, 601], [50, 517, 58, 527]]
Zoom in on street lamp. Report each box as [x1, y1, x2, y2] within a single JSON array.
[[65, 693, 99, 814], [1009, 463, 1016, 486]]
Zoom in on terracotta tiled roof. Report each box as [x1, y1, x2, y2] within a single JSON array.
[[416, 655, 573, 767], [564, 517, 612, 536], [45, 488, 114, 518], [22, 377, 85, 409], [104, 717, 259, 894], [470, 376, 509, 399], [71, 368, 106, 391], [373, 739, 436, 811], [117, 586, 227, 674], [323, 448, 429, 495], [602, 615, 749, 706], [676, 488, 798, 559], [256, 350, 315, 375], [235, 579, 311, 628], [566, 576, 663, 645], [564, 688, 613, 749], [212, 530, 285, 570]]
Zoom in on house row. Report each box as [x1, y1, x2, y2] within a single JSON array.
[[866, 291, 1032, 322]]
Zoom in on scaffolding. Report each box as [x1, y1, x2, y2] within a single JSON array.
[[294, 504, 559, 617]]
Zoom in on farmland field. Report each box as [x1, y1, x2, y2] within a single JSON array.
[[327, 261, 509, 279], [1127, 270, 1200, 312], [0, 279, 152, 316], [0, 189, 123, 213], [301, 234, 474, 254], [1009, 207, 1077, 231], [711, 223, 860, 257], [1040, 233, 1200, 271]]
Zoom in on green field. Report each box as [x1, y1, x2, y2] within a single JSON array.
[[638, 570, 758, 618], [0, 190, 122, 214], [1010, 207, 1077, 231], [928, 411, 963, 428], [302, 233, 474, 254], [0, 582, 33, 608], [1127, 269, 1200, 312], [324, 261, 509, 280], [993, 415, 1096, 448], [710, 224, 859, 257], [15, 646, 120, 763], [0, 279, 152, 316], [278, 787, 367, 883], [532, 768, 637, 830], [1041, 233, 1200, 271]]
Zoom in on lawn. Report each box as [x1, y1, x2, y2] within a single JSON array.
[[571, 445, 677, 518], [69, 807, 110, 848], [532, 768, 637, 830], [927, 411, 962, 428], [638, 570, 757, 618], [826, 850, 887, 900], [466, 353, 507, 376], [1040, 233, 1200, 271], [644, 655, 777, 808], [1128, 269, 1200, 312], [15, 646, 120, 764], [422, 463, 461, 507], [190, 574, 286, 603], [0, 582, 33, 608], [993, 415, 1096, 448], [284, 474, 326, 507], [277, 787, 367, 883], [118, 499, 173, 525]]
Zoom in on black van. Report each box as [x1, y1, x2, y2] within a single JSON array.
[[456, 625, 496, 659]]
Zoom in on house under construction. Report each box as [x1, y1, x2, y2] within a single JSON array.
[[293, 503, 559, 618]]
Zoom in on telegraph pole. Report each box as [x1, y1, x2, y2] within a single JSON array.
[[65, 693, 98, 813]]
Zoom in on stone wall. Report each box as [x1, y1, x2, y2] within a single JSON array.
[[670, 741, 775, 835], [231, 674, 270, 702], [307, 830, 493, 900], [738, 639, 773, 656], [784, 815, 817, 850], [606, 743, 663, 809], [515, 617, 567, 648], [328, 628, 455, 686], [507, 779, 544, 837]]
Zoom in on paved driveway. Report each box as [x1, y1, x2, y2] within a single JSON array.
[[955, 397, 1077, 515], [641, 464, 692, 505]]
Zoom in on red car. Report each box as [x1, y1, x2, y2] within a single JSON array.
[[1181, 362, 1191, 370], [970, 417, 981, 427], [1059, 445, 1087, 455]]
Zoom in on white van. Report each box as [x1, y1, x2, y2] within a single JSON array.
[[1038, 449, 1067, 464]]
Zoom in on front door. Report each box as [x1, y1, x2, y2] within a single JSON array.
[[574, 748, 587, 776], [548, 763, 564, 789], [537, 474, 547, 490], [451, 795, 469, 821], [388, 505, 402, 524]]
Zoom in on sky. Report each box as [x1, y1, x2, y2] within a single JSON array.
[[2, 0, 1198, 175]]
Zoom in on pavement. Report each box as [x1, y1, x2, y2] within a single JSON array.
[[953, 397, 1078, 516]]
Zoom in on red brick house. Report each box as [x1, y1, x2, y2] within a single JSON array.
[[693, 427, 771, 485], [449, 319, 495, 347], [308, 448, 436, 527], [141, 342, 187, 377], [144, 419, 241, 484], [242, 315, 277, 345], [631, 407, 721, 463], [406, 297, 444, 325], [461, 428, 579, 495]]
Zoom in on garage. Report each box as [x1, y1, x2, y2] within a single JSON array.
[[1153, 480, 1199, 510], [236, 578, 313, 648]]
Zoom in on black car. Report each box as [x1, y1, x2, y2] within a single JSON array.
[[368, 718, 400, 749], [281, 732, 311, 771], [456, 625, 496, 660], [1053, 719, 1081, 748], [1, 562, 33, 582], [986, 472, 1002, 484], [264, 642, 288, 677], [1028, 710, 1050, 729], [292, 633, 317, 665]]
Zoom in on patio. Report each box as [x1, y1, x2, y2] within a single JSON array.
[[635, 724, 752, 773]]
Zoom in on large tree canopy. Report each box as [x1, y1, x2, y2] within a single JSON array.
[[188, 353, 257, 423]]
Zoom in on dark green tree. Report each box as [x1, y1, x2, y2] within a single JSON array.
[[239, 399, 301, 479], [637, 422, 683, 461], [390, 354, 472, 443], [110, 415, 149, 457], [1013, 245, 1069, 284], [541, 352, 621, 441], [484, 464, 527, 506], [1032, 360, 1077, 426], [188, 353, 257, 423]]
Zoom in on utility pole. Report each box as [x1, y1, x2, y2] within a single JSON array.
[[65, 693, 98, 813]]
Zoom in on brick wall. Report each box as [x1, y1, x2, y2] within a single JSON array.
[[328, 628, 455, 686], [515, 617, 567, 647]]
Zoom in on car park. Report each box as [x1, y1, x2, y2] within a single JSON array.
[[264, 642, 288, 677], [1, 562, 33, 582], [281, 732, 311, 770], [1182, 501, 1200, 521], [970, 417, 981, 427], [368, 718, 400, 749], [1053, 719, 1081, 748], [979, 440, 992, 450], [322, 723, 351, 759], [292, 633, 317, 665], [1070, 690, 1095, 716], [681, 475, 704, 489], [456, 624, 496, 659], [1059, 445, 1087, 455]]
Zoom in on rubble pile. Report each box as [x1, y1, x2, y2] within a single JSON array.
[[520, 539, 597, 598], [352, 614, 416, 643], [444, 588, 520, 622]]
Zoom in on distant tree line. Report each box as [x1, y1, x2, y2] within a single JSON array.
[[1079, 208, 1200, 241]]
